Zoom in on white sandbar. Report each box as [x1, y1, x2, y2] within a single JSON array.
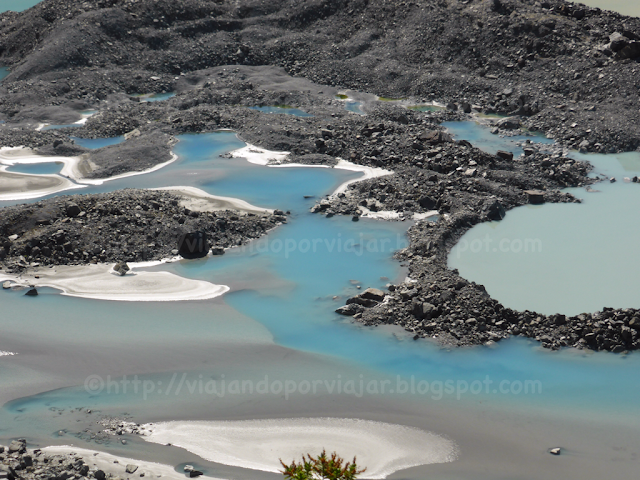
[[141, 418, 458, 479], [151, 186, 272, 214], [0, 146, 179, 191], [0, 263, 229, 302], [229, 144, 290, 166], [42, 446, 222, 480], [0, 166, 86, 201], [229, 145, 393, 196]]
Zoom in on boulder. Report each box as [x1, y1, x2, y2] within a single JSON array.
[[336, 304, 363, 316], [94, 470, 106, 480], [418, 196, 437, 210], [66, 203, 81, 218], [209, 246, 225, 256], [524, 190, 545, 204], [113, 262, 130, 276], [578, 140, 590, 152], [178, 231, 209, 258], [346, 296, 379, 308], [125, 465, 138, 474], [496, 150, 513, 161], [359, 288, 386, 302], [124, 128, 141, 140], [24, 288, 38, 297], [484, 200, 506, 221], [412, 301, 437, 320], [549, 447, 561, 456], [496, 117, 520, 130], [617, 41, 640, 60], [609, 32, 629, 52], [189, 471, 204, 478], [8, 440, 25, 453], [2, 281, 11, 289]]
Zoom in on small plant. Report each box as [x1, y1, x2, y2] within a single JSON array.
[[280, 450, 366, 480]]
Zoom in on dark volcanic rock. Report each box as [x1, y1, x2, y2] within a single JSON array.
[[178, 231, 209, 259], [0, 190, 281, 268]]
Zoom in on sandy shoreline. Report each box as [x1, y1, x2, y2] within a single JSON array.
[[141, 418, 457, 479], [42, 446, 221, 480], [0, 165, 86, 200], [0, 147, 180, 199], [0, 263, 229, 302], [229, 144, 393, 197], [150, 186, 273, 215]]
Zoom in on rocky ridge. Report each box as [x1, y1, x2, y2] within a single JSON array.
[[0, 189, 283, 270]]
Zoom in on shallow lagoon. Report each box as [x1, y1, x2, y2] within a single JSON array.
[[443, 120, 555, 157], [450, 146, 640, 316], [1, 128, 640, 480]]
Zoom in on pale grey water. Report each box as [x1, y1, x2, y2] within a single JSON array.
[[448, 122, 640, 316]]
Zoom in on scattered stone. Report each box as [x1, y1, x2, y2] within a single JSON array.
[[549, 447, 561, 456], [24, 287, 38, 297], [524, 190, 545, 205], [177, 231, 209, 259], [125, 465, 138, 474], [66, 203, 81, 218], [496, 150, 514, 161], [113, 262, 130, 276]]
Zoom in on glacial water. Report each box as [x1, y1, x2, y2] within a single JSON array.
[[0, 0, 41, 13], [580, 0, 640, 16], [443, 120, 555, 157], [6, 161, 62, 175], [133, 92, 176, 103], [0, 67, 9, 82], [450, 141, 640, 316], [1, 127, 640, 480], [345, 101, 365, 115], [249, 106, 313, 117]]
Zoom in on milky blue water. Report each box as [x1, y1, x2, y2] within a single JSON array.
[[0, 0, 41, 13], [443, 120, 555, 157], [0, 67, 9, 82], [249, 106, 313, 117], [134, 92, 176, 103], [451, 142, 640, 315], [70, 136, 125, 149], [6, 162, 62, 175], [345, 101, 365, 115], [1, 128, 640, 469]]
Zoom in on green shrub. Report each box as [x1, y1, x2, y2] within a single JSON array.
[[280, 450, 366, 480]]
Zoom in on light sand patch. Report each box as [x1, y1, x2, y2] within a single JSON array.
[[42, 446, 224, 480], [77, 153, 179, 186], [229, 144, 290, 166], [332, 159, 392, 195], [0, 166, 86, 201], [0, 264, 229, 302], [0, 146, 96, 183], [142, 418, 457, 479], [0, 147, 178, 189], [151, 186, 272, 214], [229, 145, 392, 196]]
